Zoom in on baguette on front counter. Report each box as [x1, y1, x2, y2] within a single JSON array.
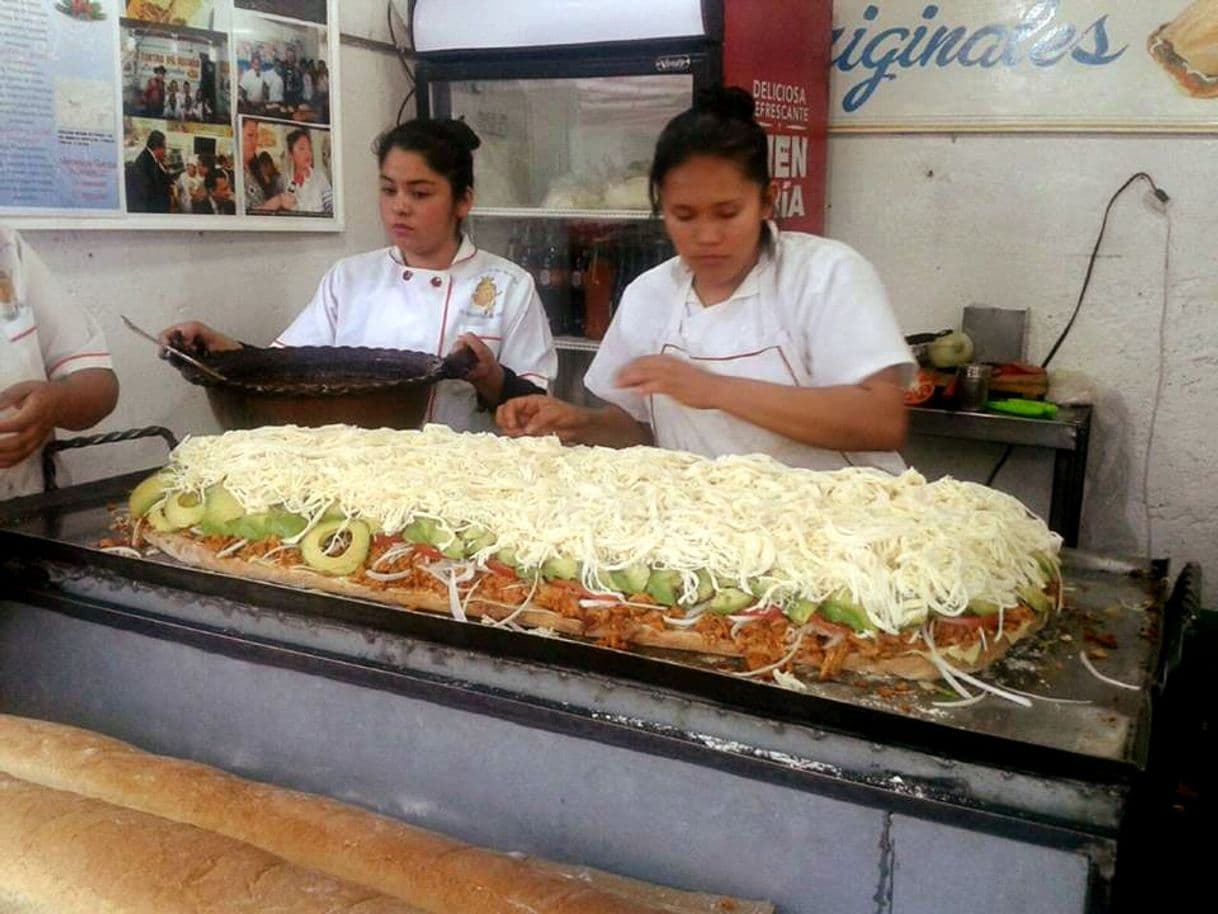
[[0, 714, 771, 914], [0, 772, 426, 914]]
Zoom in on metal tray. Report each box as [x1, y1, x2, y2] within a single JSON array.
[[0, 471, 1189, 785]]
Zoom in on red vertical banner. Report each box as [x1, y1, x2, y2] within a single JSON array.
[[723, 0, 832, 235]]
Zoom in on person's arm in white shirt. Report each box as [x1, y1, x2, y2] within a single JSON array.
[[0, 235, 118, 468], [615, 358, 907, 451], [497, 282, 652, 447], [0, 370, 119, 468], [615, 247, 912, 451]]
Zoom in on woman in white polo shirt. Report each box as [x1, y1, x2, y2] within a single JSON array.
[[161, 119, 557, 433], [1, 228, 120, 499], [497, 88, 912, 471]]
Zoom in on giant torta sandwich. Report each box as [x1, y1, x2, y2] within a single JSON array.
[[124, 425, 1062, 684]]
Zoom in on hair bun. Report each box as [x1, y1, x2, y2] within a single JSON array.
[[431, 118, 482, 153], [694, 86, 756, 123]]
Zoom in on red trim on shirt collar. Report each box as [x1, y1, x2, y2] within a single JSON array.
[[47, 351, 110, 376], [424, 279, 457, 423], [9, 324, 37, 343]]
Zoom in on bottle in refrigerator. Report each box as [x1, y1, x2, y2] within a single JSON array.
[[538, 224, 568, 336], [568, 240, 587, 338], [517, 224, 539, 287], [504, 228, 521, 266], [611, 225, 643, 317], [583, 238, 614, 341]]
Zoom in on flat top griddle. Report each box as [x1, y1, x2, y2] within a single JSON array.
[[1, 471, 1185, 785]]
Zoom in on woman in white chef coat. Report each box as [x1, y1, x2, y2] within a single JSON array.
[[497, 88, 912, 471], [0, 228, 120, 500], [160, 119, 557, 433]]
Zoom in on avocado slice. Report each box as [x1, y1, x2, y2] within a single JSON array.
[[219, 509, 307, 543], [438, 535, 465, 560], [145, 505, 174, 532], [706, 587, 753, 615], [645, 569, 682, 606], [1017, 585, 1052, 614], [542, 555, 581, 581], [402, 518, 440, 546], [820, 593, 875, 633], [784, 598, 818, 625], [494, 548, 520, 569], [1034, 550, 1059, 581], [748, 576, 785, 600], [200, 485, 245, 534], [461, 526, 496, 557], [266, 510, 308, 540], [128, 471, 172, 518], [162, 491, 206, 530], [223, 513, 273, 542], [967, 598, 1002, 616], [402, 517, 461, 557], [692, 569, 715, 604], [609, 563, 650, 595], [300, 519, 371, 576]]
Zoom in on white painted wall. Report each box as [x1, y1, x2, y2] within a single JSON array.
[[827, 133, 1218, 599], [22, 2, 411, 484], [20, 3, 1216, 599]]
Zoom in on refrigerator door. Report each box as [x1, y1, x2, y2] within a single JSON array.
[[432, 73, 694, 213]]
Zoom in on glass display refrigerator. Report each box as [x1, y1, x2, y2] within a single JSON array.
[[409, 0, 831, 399]]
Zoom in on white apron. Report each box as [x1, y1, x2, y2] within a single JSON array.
[[0, 273, 48, 499], [648, 273, 905, 474]]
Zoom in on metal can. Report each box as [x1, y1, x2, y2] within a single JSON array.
[[957, 363, 992, 412]]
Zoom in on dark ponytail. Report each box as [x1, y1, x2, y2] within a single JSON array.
[[373, 118, 481, 200], [648, 86, 769, 213]]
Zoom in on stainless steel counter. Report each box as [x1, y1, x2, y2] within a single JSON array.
[[907, 405, 1092, 547], [0, 470, 1200, 914]]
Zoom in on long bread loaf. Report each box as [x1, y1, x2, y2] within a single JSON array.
[[0, 772, 426, 914], [0, 714, 771, 914]]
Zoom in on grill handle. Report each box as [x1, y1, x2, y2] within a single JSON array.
[[41, 426, 179, 492]]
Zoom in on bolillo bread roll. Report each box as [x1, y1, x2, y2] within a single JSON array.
[[0, 772, 426, 914], [0, 714, 771, 914]]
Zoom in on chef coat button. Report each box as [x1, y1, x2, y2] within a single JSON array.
[[430, 276, 443, 287], [402, 270, 413, 281]]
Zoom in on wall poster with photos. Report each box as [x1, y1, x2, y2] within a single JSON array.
[[1, 0, 342, 231]]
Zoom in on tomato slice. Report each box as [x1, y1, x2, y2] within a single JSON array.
[[548, 578, 594, 599], [805, 614, 853, 638], [485, 559, 518, 580], [903, 368, 936, 406]]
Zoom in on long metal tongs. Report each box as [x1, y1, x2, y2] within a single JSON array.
[[121, 314, 230, 385]]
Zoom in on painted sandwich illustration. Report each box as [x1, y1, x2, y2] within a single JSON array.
[[1149, 0, 1218, 98], [124, 425, 1062, 685]]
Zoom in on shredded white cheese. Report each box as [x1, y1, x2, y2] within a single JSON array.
[[162, 424, 1061, 633]]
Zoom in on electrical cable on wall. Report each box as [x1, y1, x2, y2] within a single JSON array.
[[1142, 210, 1172, 558], [985, 174, 1172, 504], [387, 0, 417, 123]]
